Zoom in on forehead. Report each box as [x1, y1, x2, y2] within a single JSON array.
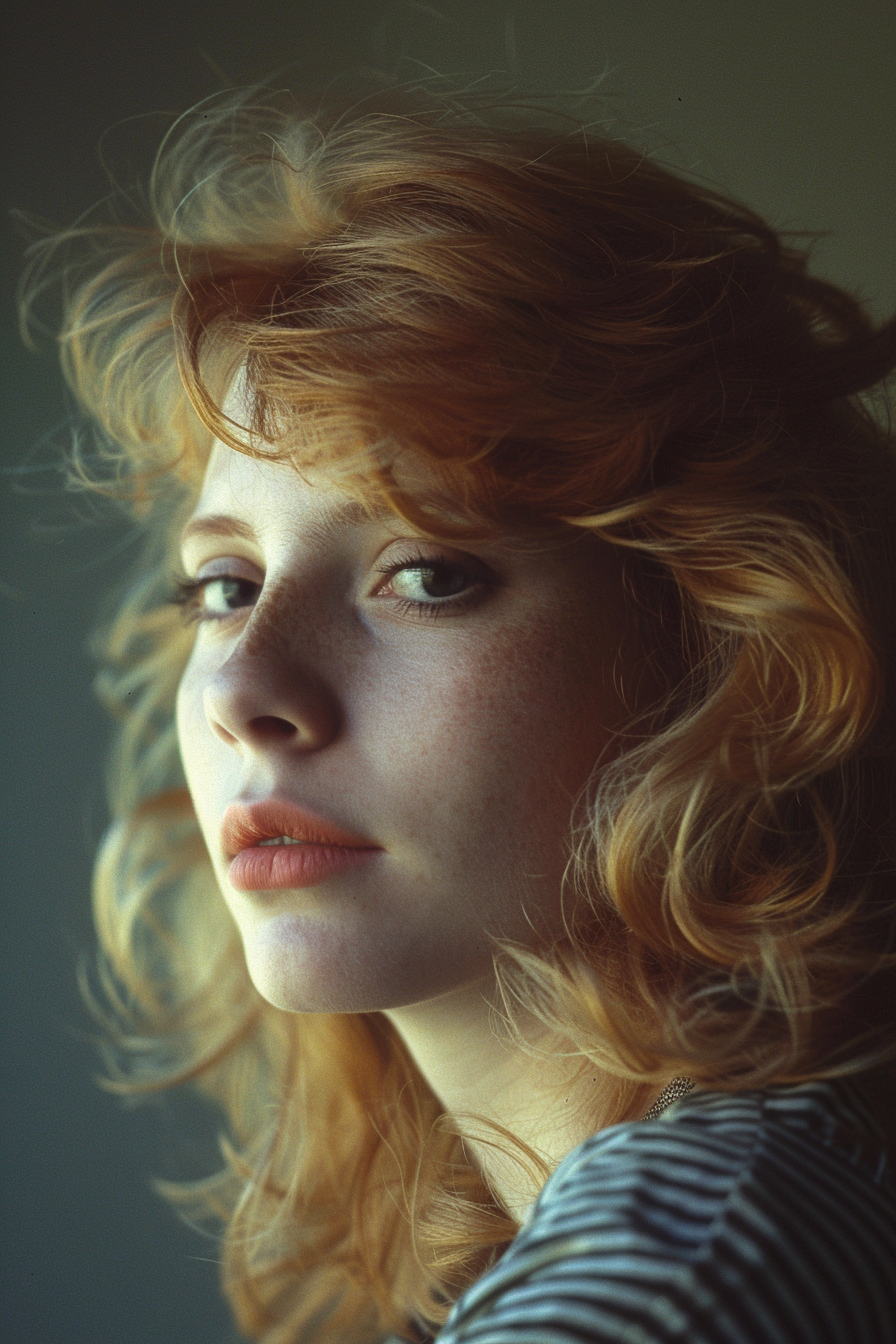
[[200, 371, 587, 552], [181, 441, 619, 589], [193, 442, 394, 522], [187, 439, 547, 557]]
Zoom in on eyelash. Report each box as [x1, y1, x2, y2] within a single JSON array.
[[170, 551, 486, 625], [374, 550, 485, 620]]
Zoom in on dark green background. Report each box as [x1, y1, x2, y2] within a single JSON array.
[[2, 3, 894, 1340]]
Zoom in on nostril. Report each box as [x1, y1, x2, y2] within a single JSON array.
[[248, 715, 300, 742], [204, 674, 341, 753]]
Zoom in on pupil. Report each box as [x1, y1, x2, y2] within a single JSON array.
[[421, 565, 465, 598], [221, 579, 245, 608]]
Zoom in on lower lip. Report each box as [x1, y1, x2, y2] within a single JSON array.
[[228, 844, 381, 891]]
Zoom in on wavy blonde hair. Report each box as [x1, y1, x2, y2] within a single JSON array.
[[21, 79, 896, 1343]]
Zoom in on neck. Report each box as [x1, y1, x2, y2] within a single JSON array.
[[384, 975, 651, 1221]]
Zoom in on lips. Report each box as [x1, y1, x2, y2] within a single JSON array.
[[221, 798, 383, 892], [221, 798, 380, 857]]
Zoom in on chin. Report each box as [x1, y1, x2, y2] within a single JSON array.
[[244, 946, 366, 1014], [241, 924, 409, 1015], [242, 920, 487, 1016]]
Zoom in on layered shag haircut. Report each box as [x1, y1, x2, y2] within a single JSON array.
[[21, 78, 896, 1344]]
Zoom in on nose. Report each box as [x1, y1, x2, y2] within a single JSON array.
[[201, 607, 341, 755]]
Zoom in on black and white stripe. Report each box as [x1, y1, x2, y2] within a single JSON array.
[[434, 1075, 896, 1343]]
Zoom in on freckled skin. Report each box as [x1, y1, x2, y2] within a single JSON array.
[[176, 443, 633, 1018]]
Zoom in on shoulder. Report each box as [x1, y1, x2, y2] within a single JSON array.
[[436, 1076, 896, 1344]]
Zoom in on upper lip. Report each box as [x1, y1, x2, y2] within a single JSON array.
[[221, 798, 382, 858]]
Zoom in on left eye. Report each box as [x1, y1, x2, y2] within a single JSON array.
[[388, 562, 471, 602]]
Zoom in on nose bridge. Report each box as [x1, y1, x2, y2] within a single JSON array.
[[236, 578, 301, 665], [203, 576, 341, 750]]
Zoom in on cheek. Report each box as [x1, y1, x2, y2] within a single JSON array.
[[462, 613, 620, 774], [175, 664, 198, 773], [175, 658, 217, 827], [380, 615, 620, 858]]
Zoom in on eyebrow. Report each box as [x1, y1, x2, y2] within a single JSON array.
[[178, 499, 398, 552], [179, 514, 257, 548]]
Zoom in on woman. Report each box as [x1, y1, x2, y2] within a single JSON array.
[[23, 80, 896, 1343]]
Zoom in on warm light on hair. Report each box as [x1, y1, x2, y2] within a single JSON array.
[[21, 79, 896, 1344]]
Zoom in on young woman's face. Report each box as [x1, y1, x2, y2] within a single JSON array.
[[176, 441, 634, 1014]]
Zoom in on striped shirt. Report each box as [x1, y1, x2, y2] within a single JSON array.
[[433, 1074, 896, 1343]]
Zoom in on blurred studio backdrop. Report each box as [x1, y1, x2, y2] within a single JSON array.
[[2, 2, 894, 1340]]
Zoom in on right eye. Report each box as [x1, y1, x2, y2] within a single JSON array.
[[172, 574, 260, 623]]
